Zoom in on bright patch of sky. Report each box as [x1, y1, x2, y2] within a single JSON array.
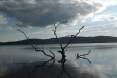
[[0, 0, 117, 42]]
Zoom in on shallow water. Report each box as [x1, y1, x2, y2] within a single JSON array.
[[0, 43, 117, 78]]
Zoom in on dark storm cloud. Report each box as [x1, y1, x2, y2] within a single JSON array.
[[0, 0, 101, 27]]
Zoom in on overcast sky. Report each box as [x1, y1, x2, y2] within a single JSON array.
[[0, 0, 117, 42]]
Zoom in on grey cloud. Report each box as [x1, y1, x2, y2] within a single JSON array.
[[0, 0, 101, 27]]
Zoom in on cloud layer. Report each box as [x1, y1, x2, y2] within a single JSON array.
[[0, 0, 102, 27]]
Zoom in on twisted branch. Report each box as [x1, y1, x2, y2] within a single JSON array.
[[76, 50, 92, 64], [63, 26, 85, 49], [17, 29, 55, 60]]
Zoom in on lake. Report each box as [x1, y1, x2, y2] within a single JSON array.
[[0, 43, 117, 78]]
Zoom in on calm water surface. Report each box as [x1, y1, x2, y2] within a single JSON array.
[[0, 43, 117, 78]]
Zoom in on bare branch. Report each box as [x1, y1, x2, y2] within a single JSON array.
[[49, 50, 55, 59], [53, 25, 58, 39], [17, 29, 29, 39], [81, 57, 92, 64], [17, 29, 56, 60], [63, 26, 85, 49], [53, 24, 63, 49], [80, 50, 91, 56], [17, 29, 39, 51], [76, 50, 92, 64], [75, 26, 85, 37]]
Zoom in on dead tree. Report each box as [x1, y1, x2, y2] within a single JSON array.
[[17, 23, 91, 78], [53, 24, 91, 78]]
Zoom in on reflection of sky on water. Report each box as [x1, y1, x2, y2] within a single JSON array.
[[0, 43, 117, 78]]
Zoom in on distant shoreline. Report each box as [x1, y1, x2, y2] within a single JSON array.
[[1, 36, 117, 45]]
